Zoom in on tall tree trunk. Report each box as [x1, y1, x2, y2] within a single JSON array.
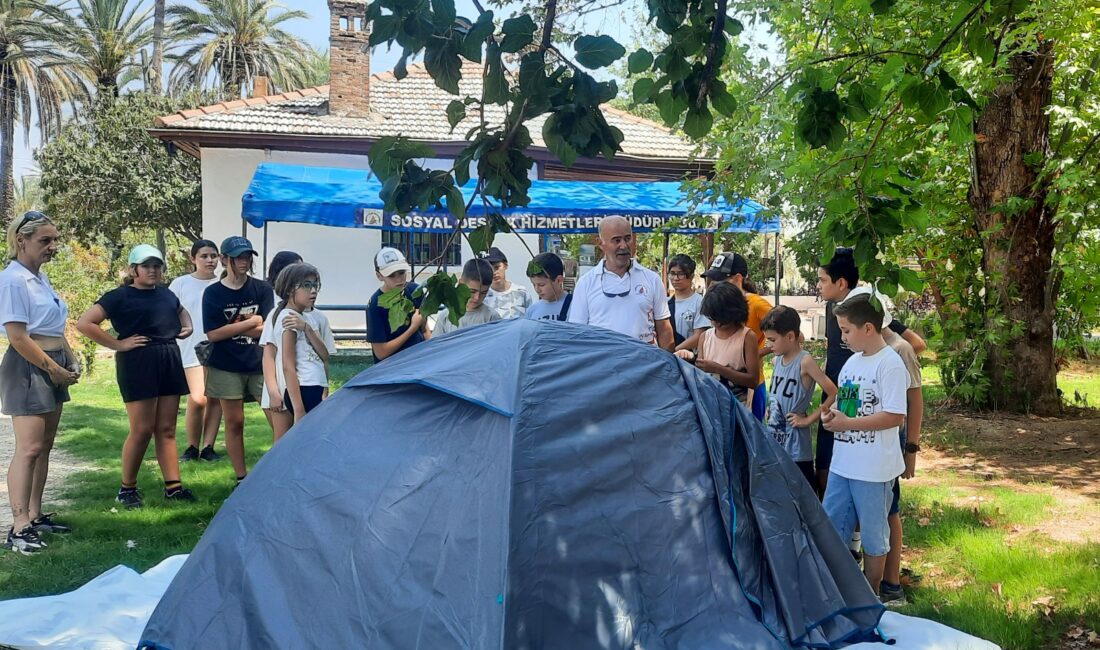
[[968, 41, 1060, 414], [150, 0, 165, 94], [0, 75, 16, 225]]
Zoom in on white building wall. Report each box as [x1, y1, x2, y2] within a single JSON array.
[[200, 148, 540, 330]]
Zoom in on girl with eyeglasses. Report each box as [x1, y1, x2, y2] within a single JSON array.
[[260, 263, 335, 441], [1, 212, 80, 553]]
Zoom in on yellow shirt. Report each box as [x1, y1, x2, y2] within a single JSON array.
[[745, 292, 773, 385]]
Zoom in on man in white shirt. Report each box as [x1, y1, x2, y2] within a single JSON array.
[[568, 216, 674, 351]]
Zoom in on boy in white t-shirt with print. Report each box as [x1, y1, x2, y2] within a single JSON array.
[[821, 293, 908, 598], [484, 247, 532, 318]]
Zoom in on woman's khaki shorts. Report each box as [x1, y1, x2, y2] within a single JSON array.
[[0, 347, 71, 416], [205, 367, 263, 402]]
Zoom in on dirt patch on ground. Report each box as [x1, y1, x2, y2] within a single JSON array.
[[918, 406, 1100, 545]]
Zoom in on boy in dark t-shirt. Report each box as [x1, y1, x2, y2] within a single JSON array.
[[367, 247, 429, 363]]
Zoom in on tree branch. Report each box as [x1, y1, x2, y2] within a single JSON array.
[[696, 0, 728, 107], [927, 0, 985, 64]]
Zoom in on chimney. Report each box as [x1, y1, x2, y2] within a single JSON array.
[[328, 0, 371, 117], [252, 75, 270, 98]]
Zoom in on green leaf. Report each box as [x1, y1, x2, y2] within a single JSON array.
[[683, 104, 713, 139], [870, 0, 898, 15], [483, 42, 509, 104], [966, 27, 996, 63], [898, 267, 923, 292], [710, 83, 738, 117], [380, 286, 414, 331], [574, 35, 626, 69], [947, 106, 974, 145], [654, 89, 686, 126], [469, 223, 495, 255], [369, 15, 398, 46], [500, 15, 537, 53], [431, 0, 456, 25], [723, 17, 744, 37], [917, 82, 951, 119], [797, 88, 846, 149], [425, 38, 463, 94], [543, 113, 579, 167], [394, 53, 410, 80], [460, 10, 495, 62], [632, 77, 655, 104], [446, 99, 466, 132], [444, 184, 466, 220], [628, 48, 654, 74]]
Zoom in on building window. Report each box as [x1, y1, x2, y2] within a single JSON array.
[[381, 230, 461, 267]]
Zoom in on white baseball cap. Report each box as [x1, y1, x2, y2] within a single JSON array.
[[375, 247, 411, 277]]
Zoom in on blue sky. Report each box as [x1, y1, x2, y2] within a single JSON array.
[[10, 0, 671, 181]]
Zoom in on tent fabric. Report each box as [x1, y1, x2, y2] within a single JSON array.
[[240, 162, 777, 234], [140, 319, 882, 649]]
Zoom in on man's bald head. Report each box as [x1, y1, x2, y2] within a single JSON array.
[[598, 215, 631, 241], [597, 216, 634, 274]]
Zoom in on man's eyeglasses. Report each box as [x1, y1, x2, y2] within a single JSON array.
[[600, 271, 631, 298], [298, 281, 322, 292]]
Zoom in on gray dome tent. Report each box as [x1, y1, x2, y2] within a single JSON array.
[[140, 319, 884, 649]]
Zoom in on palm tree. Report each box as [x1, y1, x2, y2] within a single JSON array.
[[149, 0, 166, 93], [0, 0, 83, 223], [299, 46, 329, 88], [56, 0, 153, 96], [168, 0, 311, 99]]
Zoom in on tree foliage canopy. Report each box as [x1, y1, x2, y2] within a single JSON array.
[[37, 91, 205, 243]]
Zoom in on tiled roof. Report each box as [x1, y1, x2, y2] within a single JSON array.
[[154, 63, 701, 161]]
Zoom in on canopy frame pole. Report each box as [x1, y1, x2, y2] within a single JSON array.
[[774, 232, 781, 304], [263, 224, 269, 276], [662, 232, 670, 288]]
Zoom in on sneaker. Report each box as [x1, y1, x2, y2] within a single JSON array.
[[164, 486, 196, 502], [3, 526, 48, 554], [880, 582, 908, 607], [199, 446, 222, 462], [30, 512, 72, 534], [116, 488, 143, 509], [181, 446, 200, 462]]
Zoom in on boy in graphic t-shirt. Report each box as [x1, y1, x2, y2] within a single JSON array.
[[821, 293, 908, 599]]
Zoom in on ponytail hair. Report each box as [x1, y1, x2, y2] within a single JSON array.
[[7, 211, 55, 260], [271, 262, 320, 325]]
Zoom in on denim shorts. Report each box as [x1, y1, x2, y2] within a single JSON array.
[[823, 472, 893, 557]]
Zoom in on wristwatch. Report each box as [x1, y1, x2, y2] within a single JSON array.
[[904, 442, 921, 454]]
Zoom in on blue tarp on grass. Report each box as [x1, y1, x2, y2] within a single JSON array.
[[241, 162, 777, 234]]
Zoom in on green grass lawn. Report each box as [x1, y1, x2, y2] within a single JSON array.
[[0, 352, 372, 600], [1, 352, 1098, 650]]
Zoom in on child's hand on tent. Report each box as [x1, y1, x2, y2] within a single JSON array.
[[674, 350, 695, 362], [695, 359, 722, 374]]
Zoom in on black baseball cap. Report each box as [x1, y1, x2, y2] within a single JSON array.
[[483, 247, 508, 264], [220, 236, 257, 258], [702, 252, 749, 281], [527, 252, 564, 279]]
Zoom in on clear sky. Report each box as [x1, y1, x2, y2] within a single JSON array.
[[10, 0, 704, 182]]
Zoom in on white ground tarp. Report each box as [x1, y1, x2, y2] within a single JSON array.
[[0, 555, 999, 650]]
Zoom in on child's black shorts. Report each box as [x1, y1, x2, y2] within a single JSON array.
[[116, 342, 189, 403]]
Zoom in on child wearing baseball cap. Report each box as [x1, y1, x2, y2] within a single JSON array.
[[367, 247, 429, 362]]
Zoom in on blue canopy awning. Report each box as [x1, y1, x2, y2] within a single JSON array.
[[241, 163, 778, 234]]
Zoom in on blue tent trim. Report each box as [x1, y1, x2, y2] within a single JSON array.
[[240, 162, 778, 234]]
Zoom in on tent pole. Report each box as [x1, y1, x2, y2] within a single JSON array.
[[263, 225, 269, 276]]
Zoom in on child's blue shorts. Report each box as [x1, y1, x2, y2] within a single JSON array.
[[823, 472, 893, 557]]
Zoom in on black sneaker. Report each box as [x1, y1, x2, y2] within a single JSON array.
[[880, 582, 908, 607], [164, 486, 196, 502], [3, 526, 48, 554], [31, 512, 72, 534], [116, 488, 143, 509], [199, 446, 222, 462], [181, 446, 200, 462]]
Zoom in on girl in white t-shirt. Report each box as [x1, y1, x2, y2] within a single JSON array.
[[260, 263, 335, 441], [169, 240, 223, 462]]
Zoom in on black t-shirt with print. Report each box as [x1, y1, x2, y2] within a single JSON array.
[[202, 277, 274, 374], [96, 285, 181, 343]]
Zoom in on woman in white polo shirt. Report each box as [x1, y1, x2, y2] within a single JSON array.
[[0, 212, 80, 555]]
